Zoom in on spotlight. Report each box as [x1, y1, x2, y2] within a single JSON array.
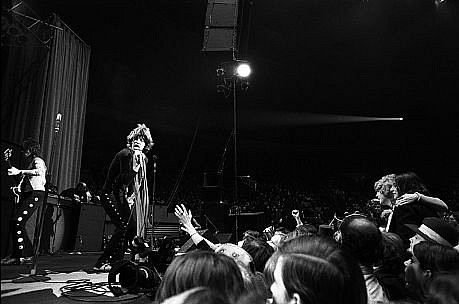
[[236, 62, 251, 78], [216, 60, 252, 78]]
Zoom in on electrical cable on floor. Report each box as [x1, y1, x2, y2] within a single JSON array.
[[59, 280, 143, 302]]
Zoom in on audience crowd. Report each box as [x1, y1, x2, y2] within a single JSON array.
[[149, 171, 458, 304], [68, 171, 459, 304]]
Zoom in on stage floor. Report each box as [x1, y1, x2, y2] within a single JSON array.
[[1, 252, 155, 303]]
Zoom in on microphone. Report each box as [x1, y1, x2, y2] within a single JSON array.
[[152, 155, 158, 170], [54, 113, 62, 132]]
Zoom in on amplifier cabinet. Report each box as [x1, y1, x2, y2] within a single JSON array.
[[73, 203, 105, 252]]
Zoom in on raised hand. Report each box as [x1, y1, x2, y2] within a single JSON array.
[[174, 204, 195, 234], [292, 209, 300, 219], [4, 148, 12, 161]]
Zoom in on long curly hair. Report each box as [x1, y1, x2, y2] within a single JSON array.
[[22, 137, 41, 158], [374, 174, 395, 193], [126, 123, 154, 152]]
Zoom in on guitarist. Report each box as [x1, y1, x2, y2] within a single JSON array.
[[1, 138, 46, 265]]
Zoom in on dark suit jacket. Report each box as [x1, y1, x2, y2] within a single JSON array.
[[388, 203, 438, 249]]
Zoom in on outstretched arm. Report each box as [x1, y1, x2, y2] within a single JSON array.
[[175, 204, 217, 250], [395, 192, 448, 211], [8, 158, 46, 177], [292, 209, 303, 227]]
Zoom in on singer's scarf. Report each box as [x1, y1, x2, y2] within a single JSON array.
[[133, 154, 149, 238]]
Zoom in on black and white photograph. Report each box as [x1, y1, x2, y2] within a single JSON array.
[[1, 0, 458, 303]]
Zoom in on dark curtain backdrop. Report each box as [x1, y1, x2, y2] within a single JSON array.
[[40, 14, 91, 191], [1, 13, 90, 192]]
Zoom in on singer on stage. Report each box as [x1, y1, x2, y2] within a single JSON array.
[[94, 124, 153, 272], [1, 138, 46, 266]]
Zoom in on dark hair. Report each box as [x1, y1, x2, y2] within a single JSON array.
[[184, 287, 231, 304], [22, 137, 41, 157], [155, 250, 244, 304], [413, 242, 459, 275], [378, 232, 406, 275], [263, 250, 280, 293], [297, 224, 317, 236], [426, 273, 459, 304], [242, 238, 275, 273], [376, 232, 410, 301], [339, 215, 383, 265], [277, 236, 367, 304], [395, 172, 429, 196], [126, 124, 154, 152], [236, 290, 268, 304]]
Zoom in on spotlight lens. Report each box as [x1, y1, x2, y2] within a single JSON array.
[[236, 63, 251, 78]]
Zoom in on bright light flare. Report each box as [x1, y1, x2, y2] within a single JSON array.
[[236, 63, 251, 78]]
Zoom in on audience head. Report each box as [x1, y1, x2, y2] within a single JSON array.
[[271, 235, 367, 304], [374, 174, 396, 206], [405, 241, 459, 301], [405, 217, 459, 253], [242, 238, 274, 273], [22, 137, 41, 158], [242, 230, 260, 242], [263, 250, 280, 294], [391, 172, 429, 199], [318, 224, 335, 238], [161, 287, 230, 304], [297, 224, 317, 237], [337, 214, 383, 266], [270, 228, 289, 249], [155, 250, 244, 304], [378, 232, 406, 275]]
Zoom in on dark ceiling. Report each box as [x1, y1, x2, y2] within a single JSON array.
[[20, 0, 459, 186]]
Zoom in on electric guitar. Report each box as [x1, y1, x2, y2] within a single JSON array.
[[3, 148, 22, 204]]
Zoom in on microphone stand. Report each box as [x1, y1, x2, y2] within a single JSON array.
[[150, 157, 157, 248], [204, 214, 219, 234], [13, 116, 61, 283]]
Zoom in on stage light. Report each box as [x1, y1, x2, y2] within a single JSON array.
[[216, 60, 252, 78], [236, 62, 251, 78]]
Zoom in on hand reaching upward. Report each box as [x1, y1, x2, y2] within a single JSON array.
[[174, 204, 196, 235]]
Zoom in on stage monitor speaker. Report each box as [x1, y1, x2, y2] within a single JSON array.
[[176, 229, 219, 254], [73, 203, 105, 252]]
